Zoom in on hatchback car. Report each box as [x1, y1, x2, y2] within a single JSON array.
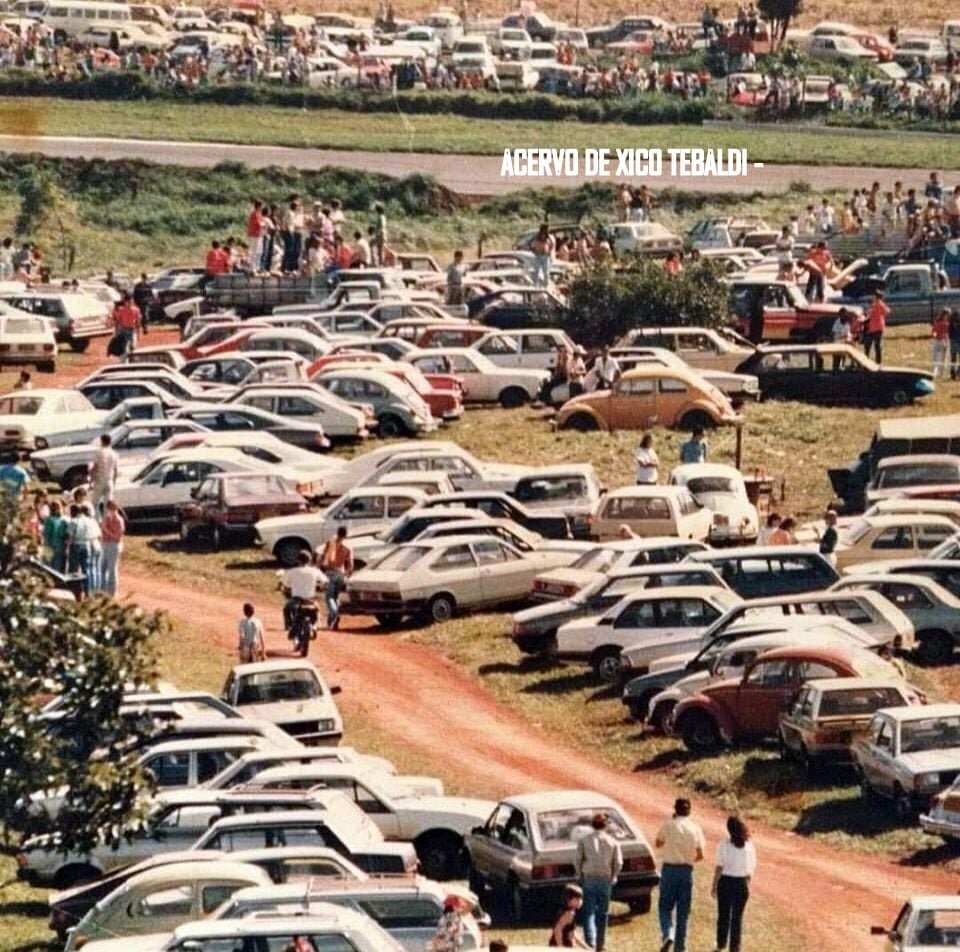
[[0, 311, 57, 372], [590, 485, 713, 542], [685, 546, 840, 599], [833, 514, 958, 571]]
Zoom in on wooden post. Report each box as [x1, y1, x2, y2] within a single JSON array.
[[735, 423, 743, 470]]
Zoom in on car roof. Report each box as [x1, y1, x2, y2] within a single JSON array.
[[120, 859, 267, 889], [804, 676, 907, 692], [172, 908, 378, 938], [878, 703, 960, 722], [604, 485, 689, 499], [755, 644, 863, 663], [690, 544, 823, 559], [620, 365, 697, 381], [517, 463, 595, 478], [231, 659, 322, 677], [141, 736, 262, 755], [206, 809, 339, 830], [397, 533, 520, 550], [618, 584, 732, 601], [502, 789, 622, 812], [671, 463, 743, 479], [858, 514, 957, 528], [908, 895, 960, 912]]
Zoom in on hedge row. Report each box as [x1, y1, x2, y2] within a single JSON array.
[[0, 69, 713, 124]]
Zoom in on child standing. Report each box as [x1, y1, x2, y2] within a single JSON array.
[[237, 603, 266, 664]]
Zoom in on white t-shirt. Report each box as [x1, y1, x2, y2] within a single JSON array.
[[283, 565, 324, 599], [716, 839, 756, 878], [635, 447, 659, 484]]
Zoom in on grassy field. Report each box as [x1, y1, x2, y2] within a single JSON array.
[[3, 97, 960, 169]]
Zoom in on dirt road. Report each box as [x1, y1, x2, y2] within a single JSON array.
[[121, 566, 957, 951], [0, 133, 945, 197]]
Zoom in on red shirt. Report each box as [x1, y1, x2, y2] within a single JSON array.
[[335, 244, 353, 269], [867, 299, 889, 334], [933, 315, 950, 341], [113, 301, 142, 331], [205, 248, 229, 275], [246, 209, 264, 239]]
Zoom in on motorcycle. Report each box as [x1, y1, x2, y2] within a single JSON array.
[[279, 579, 320, 657]]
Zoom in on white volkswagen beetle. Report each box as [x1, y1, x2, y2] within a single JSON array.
[[669, 463, 759, 544]]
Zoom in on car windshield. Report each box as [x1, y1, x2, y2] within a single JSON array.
[[817, 687, 905, 717], [3, 317, 44, 334], [840, 519, 873, 545], [515, 476, 589, 504], [223, 475, 287, 497], [906, 909, 960, 945], [235, 670, 322, 704], [877, 465, 959, 489], [374, 546, 428, 571], [686, 477, 737, 495], [0, 396, 43, 414], [900, 716, 960, 753], [536, 807, 633, 847]]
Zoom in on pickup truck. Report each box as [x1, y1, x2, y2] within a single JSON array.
[[833, 263, 960, 326], [730, 278, 857, 342], [204, 274, 336, 316]]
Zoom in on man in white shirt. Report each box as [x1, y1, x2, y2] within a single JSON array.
[[656, 798, 706, 952], [595, 346, 621, 390], [89, 434, 119, 517], [281, 549, 324, 631]]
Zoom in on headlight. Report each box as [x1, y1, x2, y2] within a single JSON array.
[[916, 379, 935, 394], [319, 719, 335, 732]]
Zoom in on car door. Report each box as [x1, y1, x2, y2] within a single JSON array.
[[860, 714, 896, 795], [609, 377, 656, 429], [477, 333, 521, 369], [474, 539, 527, 604], [331, 493, 387, 534], [780, 686, 814, 754], [732, 659, 795, 737], [428, 543, 482, 605], [470, 804, 526, 889], [867, 526, 915, 562], [117, 881, 195, 937], [883, 269, 928, 324], [676, 333, 721, 371], [650, 596, 721, 664], [519, 332, 561, 371], [141, 750, 192, 789]]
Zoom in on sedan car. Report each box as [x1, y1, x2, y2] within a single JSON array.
[[423, 490, 572, 540], [0, 388, 107, 452], [227, 385, 369, 442], [344, 535, 559, 625], [615, 326, 755, 373], [735, 344, 935, 407], [173, 403, 332, 454], [221, 660, 343, 746], [671, 643, 901, 751], [779, 677, 918, 771], [0, 311, 57, 372], [870, 895, 960, 951], [408, 347, 547, 408], [465, 790, 658, 923], [855, 703, 960, 818], [176, 473, 309, 548], [832, 514, 958, 571]]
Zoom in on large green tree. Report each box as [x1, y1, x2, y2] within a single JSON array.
[[0, 495, 162, 856], [757, 0, 804, 50]]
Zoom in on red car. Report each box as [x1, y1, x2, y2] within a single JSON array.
[[134, 322, 254, 362], [176, 472, 308, 549], [415, 324, 495, 349], [731, 278, 859, 342], [671, 644, 898, 751]]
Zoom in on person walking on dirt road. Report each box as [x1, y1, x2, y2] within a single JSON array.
[[656, 797, 705, 952], [575, 812, 622, 952], [712, 816, 756, 952], [319, 526, 353, 630]]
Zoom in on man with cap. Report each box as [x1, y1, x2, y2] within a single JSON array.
[[655, 797, 706, 952], [575, 812, 622, 951]]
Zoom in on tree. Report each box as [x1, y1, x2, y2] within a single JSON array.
[[561, 256, 730, 348], [0, 494, 162, 856], [757, 0, 803, 50]]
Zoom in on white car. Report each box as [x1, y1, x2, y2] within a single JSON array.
[[492, 25, 533, 57], [345, 535, 559, 625], [398, 25, 442, 57], [0, 387, 107, 451], [255, 487, 427, 567], [113, 447, 282, 527], [473, 328, 578, 371], [555, 585, 742, 681], [606, 221, 683, 256], [669, 463, 760, 544], [221, 660, 343, 746], [870, 895, 960, 952], [804, 33, 878, 61], [227, 384, 370, 441], [247, 762, 495, 880], [408, 347, 547, 407], [0, 311, 57, 372]]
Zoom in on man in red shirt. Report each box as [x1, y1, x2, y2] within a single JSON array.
[[332, 235, 353, 271], [205, 240, 229, 277], [802, 241, 833, 302], [112, 292, 142, 356], [246, 200, 264, 272], [864, 290, 889, 364]]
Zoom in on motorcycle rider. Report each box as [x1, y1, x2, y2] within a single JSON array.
[[281, 549, 325, 638]]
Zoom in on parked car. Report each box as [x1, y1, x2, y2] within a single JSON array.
[[511, 464, 603, 539], [465, 790, 658, 922], [855, 703, 960, 818], [409, 347, 547, 407], [512, 564, 728, 656], [422, 490, 572, 540], [473, 328, 578, 371], [255, 487, 426, 568], [557, 366, 742, 433], [173, 403, 332, 455], [0, 289, 112, 352], [668, 463, 760, 544], [893, 36, 949, 65], [779, 677, 918, 772], [62, 860, 273, 951], [344, 535, 555, 625], [832, 573, 960, 665], [589, 485, 713, 542], [870, 895, 960, 951], [735, 343, 935, 406], [615, 326, 755, 373], [671, 643, 900, 751], [0, 388, 108, 452], [176, 472, 309, 548], [221, 660, 343, 746], [729, 277, 856, 342], [865, 455, 960, 507], [227, 384, 370, 442], [685, 546, 840, 598], [832, 514, 958, 571], [315, 368, 437, 437], [0, 310, 57, 372], [606, 221, 683, 256]]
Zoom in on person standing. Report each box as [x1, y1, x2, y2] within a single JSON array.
[[819, 509, 839, 565], [0, 449, 28, 498], [281, 195, 305, 274], [802, 241, 832, 303], [635, 433, 660, 485], [530, 223, 555, 288], [864, 290, 889, 364], [237, 602, 266, 663], [372, 203, 388, 266], [89, 434, 120, 517], [112, 292, 142, 357], [67, 503, 101, 596], [949, 310, 960, 381], [712, 816, 756, 952], [246, 199, 265, 272], [656, 797, 705, 952], [680, 428, 708, 465], [431, 892, 476, 952], [98, 498, 125, 596], [568, 348, 587, 398], [132, 272, 153, 324], [353, 229, 372, 268], [574, 813, 622, 952], [932, 307, 951, 377], [43, 499, 68, 572], [594, 346, 621, 390], [318, 526, 353, 630], [446, 250, 465, 307], [205, 240, 230, 278]]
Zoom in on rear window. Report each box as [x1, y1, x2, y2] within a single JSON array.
[[515, 475, 590, 503], [357, 897, 441, 928], [817, 687, 905, 717], [602, 496, 671, 520]]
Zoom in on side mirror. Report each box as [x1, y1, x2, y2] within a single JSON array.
[[869, 926, 889, 936], [330, 685, 342, 695], [471, 825, 487, 837]]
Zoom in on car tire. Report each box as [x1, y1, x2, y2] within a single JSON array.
[[275, 538, 312, 569], [648, 699, 676, 734], [679, 710, 721, 752], [889, 387, 911, 407], [916, 629, 954, 666], [416, 831, 464, 881], [893, 784, 915, 821], [211, 524, 222, 552], [68, 337, 90, 354], [39, 361, 56, 374], [62, 466, 90, 491], [591, 646, 623, 683], [498, 386, 528, 409], [427, 593, 456, 624], [53, 863, 101, 889], [628, 895, 652, 915], [561, 412, 598, 432], [377, 414, 407, 438], [374, 613, 399, 629], [679, 409, 715, 432], [178, 521, 193, 544]]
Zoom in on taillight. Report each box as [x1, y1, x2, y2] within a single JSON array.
[[623, 854, 656, 873], [43, 344, 55, 352], [0, 344, 10, 352], [531, 863, 576, 881]]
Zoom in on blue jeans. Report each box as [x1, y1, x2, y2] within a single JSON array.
[[100, 541, 121, 596], [581, 879, 612, 950], [70, 542, 98, 595], [659, 864, 694, 952], [532, 253, 550, 287], [325, 569, 345, 628]]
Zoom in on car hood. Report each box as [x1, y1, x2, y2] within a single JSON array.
[[514, 597, 582, 624], [649, 652, 696, 673], [236, 697, 339, 723], [349, 567, 405, 587], [391, 795, 496, 824], [694, 493, 751, 516], [877, 364, 934, 380], [898, 749, 960, 773]]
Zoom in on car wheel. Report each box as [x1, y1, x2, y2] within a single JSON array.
[[679, 409, 714, 432], [38, 361, 56, 374], [416, 831, 464, 881], [916, 629, 954, 666], [377, 414, 406, 438], [498, 386, 528, 409], [679, 710, 721, 752], [275, 538, 311, 569], [893, 784, 915, 821], [68, 337, 90, 354], [53, 863, 101, 889], [508, 875, 527, 924], [889, 387, 911, 407], [210, 524, 222, 552], [592, 647, 624, 683], [62, 466, 90, 491], [648, 699, 676, 734], [561, 412, 598, 432], [374, 613, 399, 629], [777, 730, 794, 762], [628, 895, 652, 915], [427, 593, 456, 624], [625, 689, 657, 723]]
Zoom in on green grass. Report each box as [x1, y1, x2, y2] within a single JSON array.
[[4, 97, 960, 168]]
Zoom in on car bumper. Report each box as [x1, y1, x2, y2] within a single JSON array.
[[512, 631, 556, 654], [0, 352, 54, 365], [342, 597, 421, 616], [518, 873, 660, 904], [919, 814, 960, 837], [299, 731, 344, 747]]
